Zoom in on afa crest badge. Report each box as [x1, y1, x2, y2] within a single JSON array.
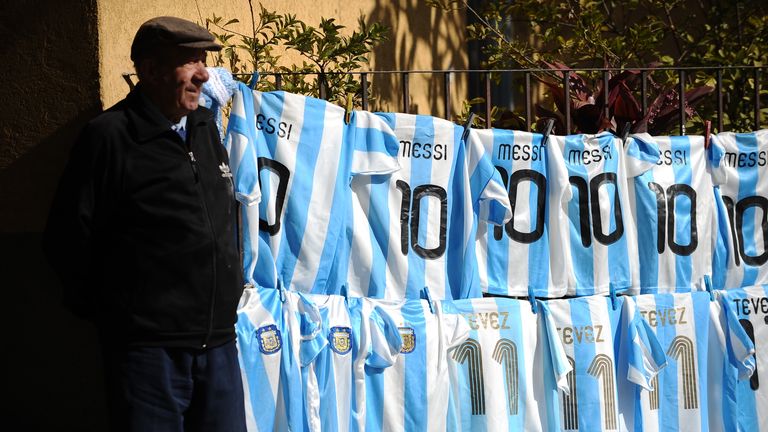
[[399, 327, 416, 354], [329, 326, 352, 355], [256, 324, 282, 355]]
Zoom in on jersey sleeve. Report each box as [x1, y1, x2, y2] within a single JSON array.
[[708, 135, 728, 186], [719, 295, 757, 379], [349, 110, 401, 177], [710, 133, 732, 186], [295, 293, 328, 367], [712, 187, 733, 290], [224, 82, 262, 206], [625, 133, 661, 178], [540, 301, 573, 392], [622, 297, 668, 390], [441, 303, 471, 350], [466, 135, 513, 226], [366, 305, 404, 370]]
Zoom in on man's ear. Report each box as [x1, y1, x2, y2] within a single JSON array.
[[136, 58, 160, 85]]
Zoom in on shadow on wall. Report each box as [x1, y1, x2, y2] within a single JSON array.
[[367, 0, 467, 117], [2, 109, 108, 432]]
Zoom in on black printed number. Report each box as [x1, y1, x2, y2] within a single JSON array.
[[493, 167, 546, 244], [258, 157, 290, 236], [723, 195, 768, 267], [396, 180, 448, 259], [452, 338, 519, 417], [648, 182, 698, 256], [739, 319, 760, 390], [569, 174, 624, 247], [562, 354, 617, 430]]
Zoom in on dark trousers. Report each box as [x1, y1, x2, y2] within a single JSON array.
[[101, 340, 246, 432]]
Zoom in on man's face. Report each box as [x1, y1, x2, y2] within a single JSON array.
[[141, 47, 209, 120]]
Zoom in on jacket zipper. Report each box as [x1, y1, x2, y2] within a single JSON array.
[[188, 145, 218, 349], [188, 152, 199, 182]]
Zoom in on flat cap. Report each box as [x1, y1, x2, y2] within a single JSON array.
[[131, 16, 222, 61]]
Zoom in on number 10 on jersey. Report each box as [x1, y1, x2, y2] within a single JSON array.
[[396, 180, 448, 259]]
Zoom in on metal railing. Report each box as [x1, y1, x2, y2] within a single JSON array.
[[124, 65, 766, 134]]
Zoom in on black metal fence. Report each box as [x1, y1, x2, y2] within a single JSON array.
[[260, 66, 766, 134], [124, 65, 766, 134]]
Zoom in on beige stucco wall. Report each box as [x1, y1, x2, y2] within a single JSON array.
[[1, 0, 101, 229], [97, 0, 468, 118]]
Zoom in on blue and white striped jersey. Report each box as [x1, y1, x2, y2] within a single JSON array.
[[331, 113, 512, 300], [541, 295, 667, 432], [225, 83, 400, 293], [364, 298, 470, 431], [303, 294, 403, 432], [629, 135, 726, 293], [446, 297, 571, 432], [235, 287, 327, 432], [720, 285, 768, 432], [627, 292, 755, 432], [468, 129, 572, 298], [712, 130, 768, 289], [549, 133, 660, 296]]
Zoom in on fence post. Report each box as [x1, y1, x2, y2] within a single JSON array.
[[319, 73, 327, 100], [402, 72, 410, 114], [486, 72, 493, 128], [361, 73, 368, 111], [525, 72, 532, 132], [641, 70, 648, 117], [755, 68, 762, 129], [563, 72, 571, 133], [603, 70, 610, 124], [679, 69, 686, 135], [717, 69, 724, 132], [444, 71, 452, 120]]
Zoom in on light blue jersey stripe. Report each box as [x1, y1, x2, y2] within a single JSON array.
[[447, 126, 468, 300], [570, 299, 600, 430], [527, 134, 550, 291], [277, 97, 325, 288], [605, 137, 631, 292], [636, 166, 660, 290], [737, 134, 761, 287], [367, 176, 392, 295], [310, 305, 339, 431], [713, 186, 732, 289], [655, 294, 681, 431], [484, 131, 511, 295], [672, 137, 694, 289], [691, 292, 710, 431], [403, 301, 429, 430], [364, 355, 385, 431], [564, 135, 596, 293], [237, 309, 278, 431]]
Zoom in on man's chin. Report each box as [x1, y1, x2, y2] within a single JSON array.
[[181, 100, 200, 113]]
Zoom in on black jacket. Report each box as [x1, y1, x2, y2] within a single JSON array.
[[43, 88, 243, 349]]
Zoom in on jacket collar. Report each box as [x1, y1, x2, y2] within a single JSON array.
[[125, 85, 214, 143]]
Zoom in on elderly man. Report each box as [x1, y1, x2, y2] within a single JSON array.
[[43, 16, 246, 432]]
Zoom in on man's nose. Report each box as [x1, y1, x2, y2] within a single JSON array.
[[193, 62, 209, 84]]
